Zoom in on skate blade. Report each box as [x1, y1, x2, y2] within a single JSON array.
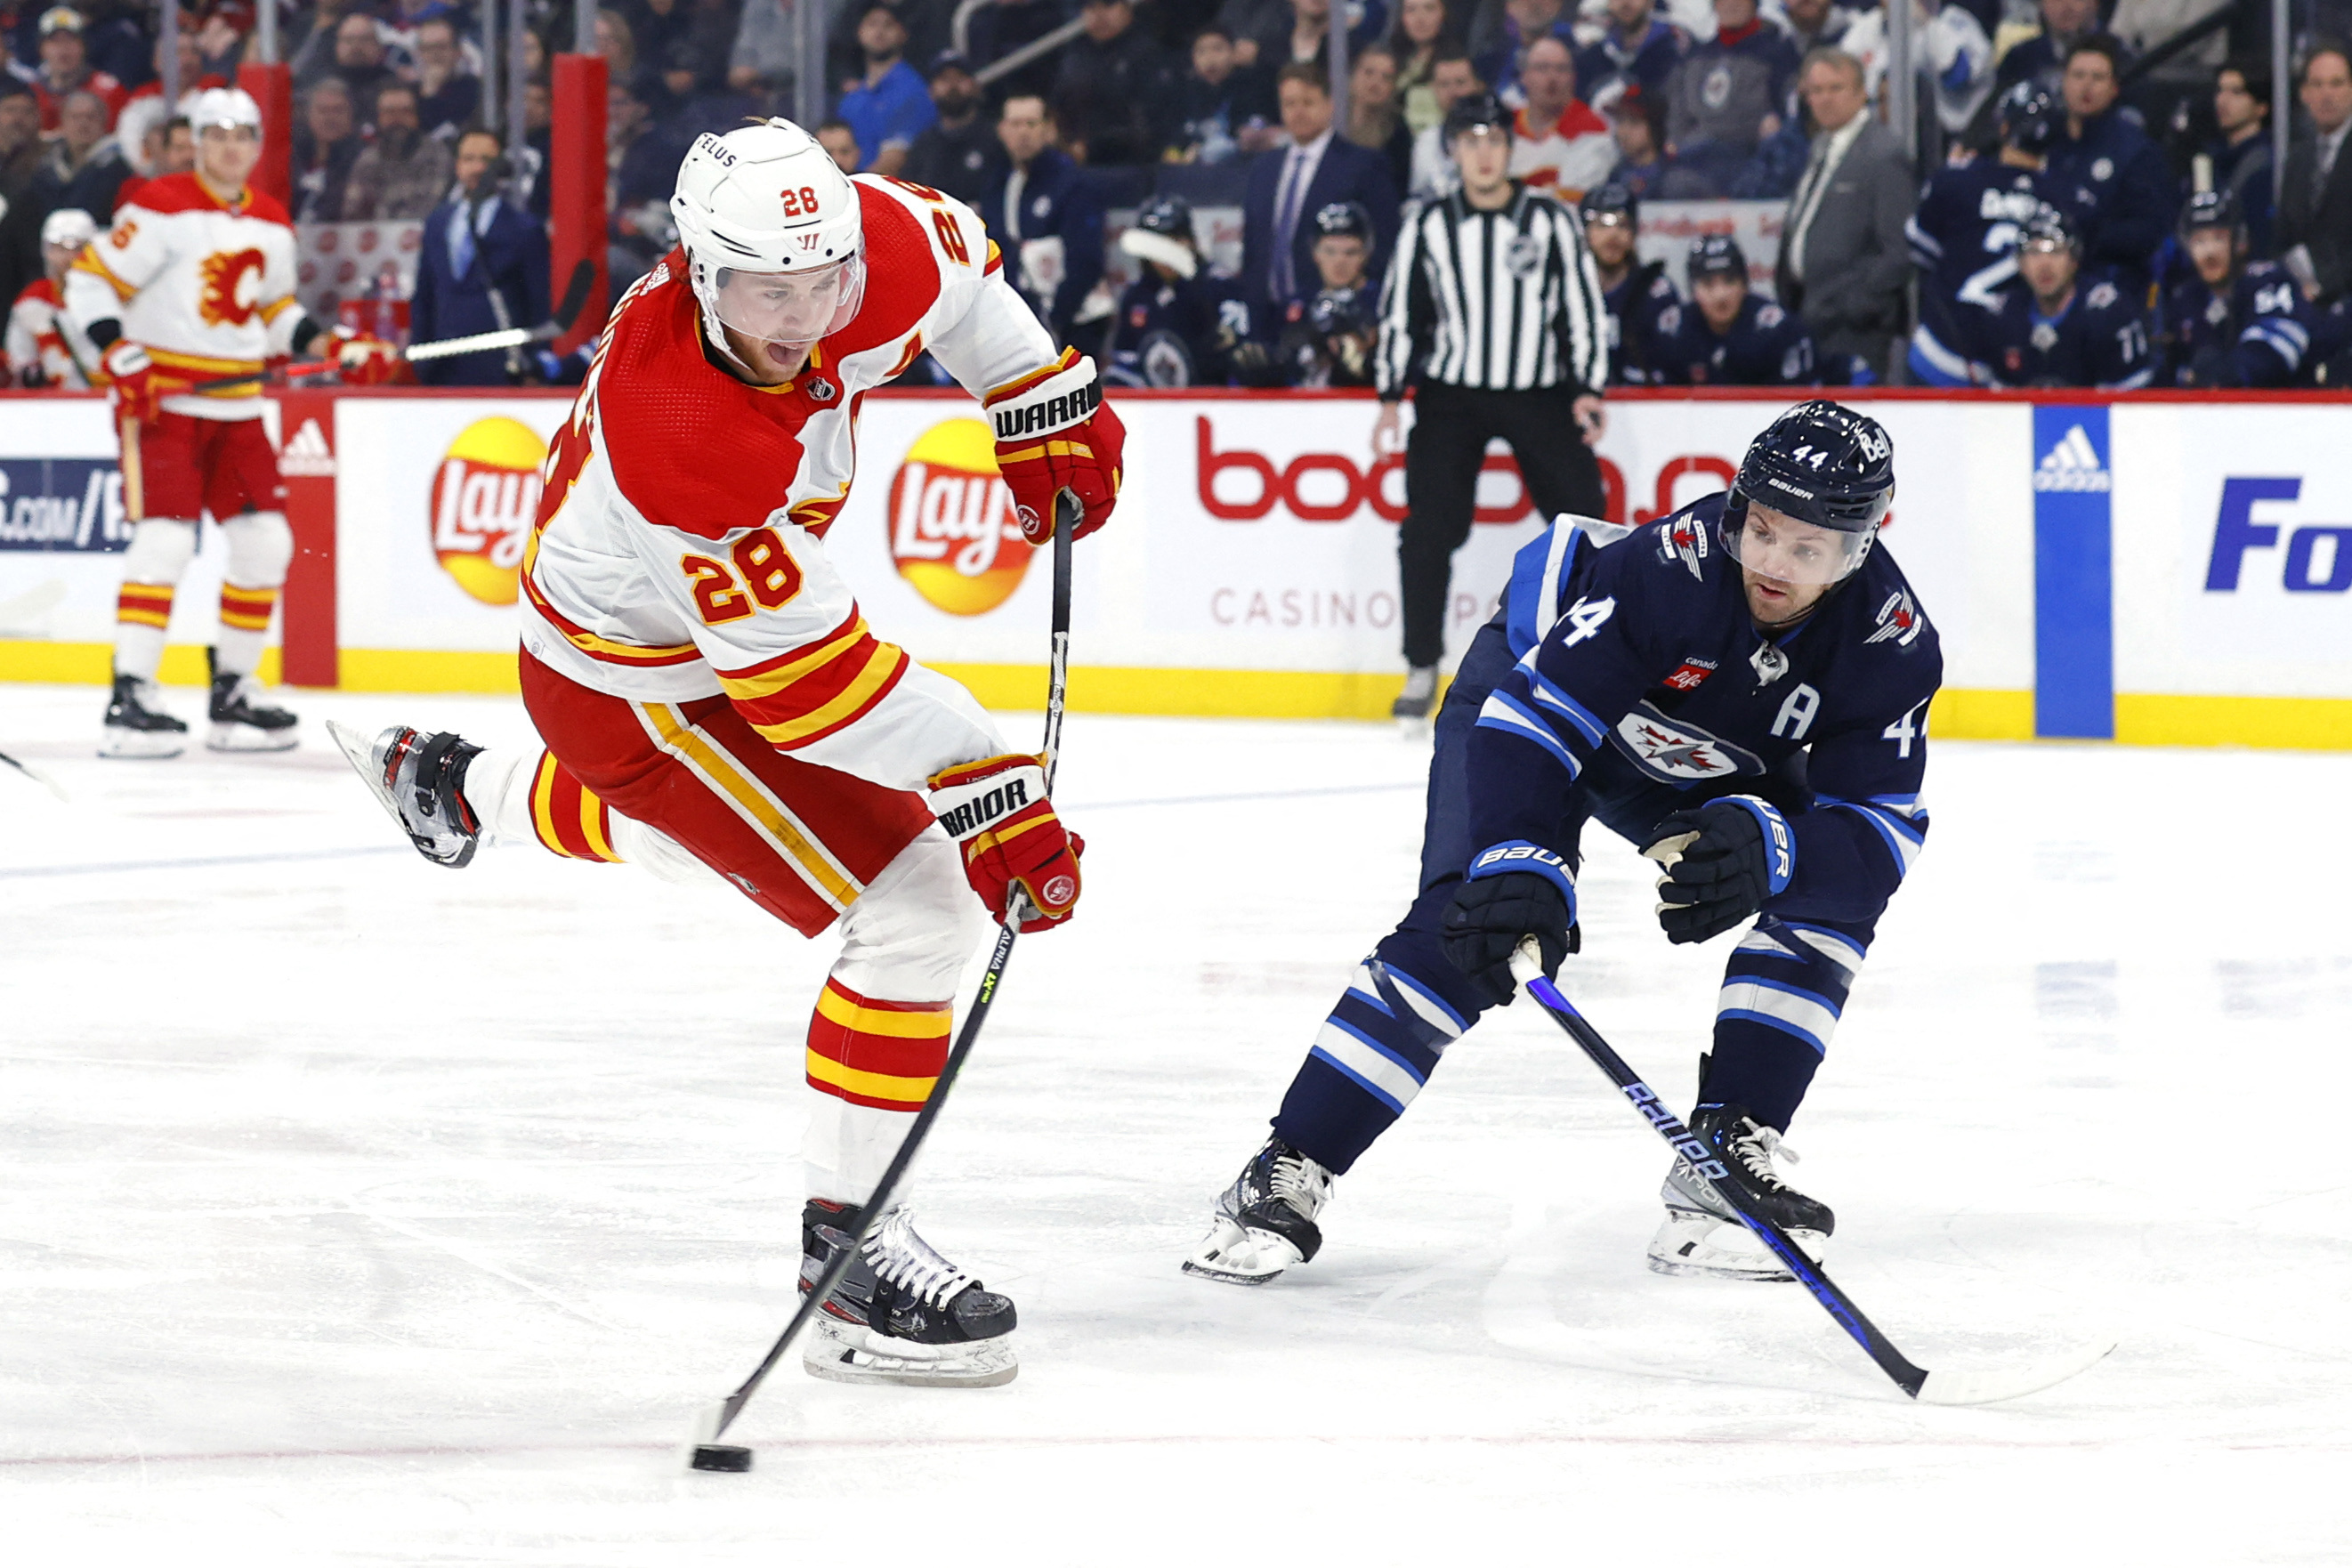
[[1645, 1209, 1823, 1282], [1181, 1216, 1303, 1286], [98, 727, 184, 759], [326, 720, 409, 832], [802, 1319, 1017, 1388], [206, 722, 299, 753]]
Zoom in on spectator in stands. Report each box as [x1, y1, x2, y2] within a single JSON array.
[[26, 7, 126, 131], [29, 87, 128, 215], [412, 16, 480, 143], [595, 7, 640, 80], [413, 126, 553, 385], [0, 78, 44, 202], [1508, 34, 1612, 198], [979, 93, 1103, 347], [1604, 83, 1668, 196], [815, 117, 861, 173], [1775, 45, 1912, 378], [2208, 60, 2274, 256], [1216, 0, 1292, 69], [112, 23, 219, 170], [1575, 0, 1685, 104], [518, 75, 554, 219], [969, 0, 1068, 106], [1579, 182, 1679, 384], [2281, 43, 2352, 306], [626, 0, 695, 70], [659, 39, 758, 138], [1392, 0, 1458, 134], [1469, 0, 1574, 104], [1346, 44, 1415, 195], [728, 0, 796, 113], [903, 53, 997, 204], [68, 0, 145, 88], [1967, 203, 2154, 385], [1242, 62, 1400, 324], [113, 112, 191, 211], [2047, 35, 2173, 292], [344, 81, 456, 221], [292, 77, 364, 222], [1777, 0, 1856, 56], [1169, 22, 1281, 164], [1274, 0, 1388, 77], [1995, 0, 2097, 96], [1405, 46, 1479, 198], [837, 3, 934, 176], [2162, 186, 2312, 386], [1652, 233, 1817, 384], [1662, 0, 1797, 195], [319, 12, 397, 127], [1055, 0, 1176, 166], [608, 71, 681, 210], [1839, 0, 1995, 141]]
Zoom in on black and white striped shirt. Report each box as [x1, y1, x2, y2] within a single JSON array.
[[1374, 184, 1609, 400]]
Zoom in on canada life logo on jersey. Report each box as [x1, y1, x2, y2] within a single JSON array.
[[430, 416, 547, 605], [888, 417, 1033, 616]]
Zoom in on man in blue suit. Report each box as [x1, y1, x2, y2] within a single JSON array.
[[1243, 62, 1402, 328], [411, 128, 551, 387], [977, 93, 1103, 351]]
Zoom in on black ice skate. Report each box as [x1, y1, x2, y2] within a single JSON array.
[[1182, 1136, 1335, 1286], [1391, 665, 1438, 725], [99, 673, 188, 759], [205, 650, 299, 753], [327, 721, 485, 868], [800, 1200, 1018, 1387], [1647, 1102, 1835, 1282]]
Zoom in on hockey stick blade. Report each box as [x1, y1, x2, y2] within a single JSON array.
[[405, 260, 596, 362], [1507, 943, 2111, 1406], [0, 746, 69, 803]]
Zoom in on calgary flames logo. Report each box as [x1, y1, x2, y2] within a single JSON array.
[[431, 416, 548, 605], [198, 247, 267, 327], [888, 418, 1033, 616]]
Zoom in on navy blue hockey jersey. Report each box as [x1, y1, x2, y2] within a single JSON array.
[[2160, 260, 2313, 388], [1274, 283, 1379, 387], [1107, 271, 1257, 387], [1905, 159, 2079, 384], [1600, 260, 1683, 385], [1967, 274, 2154, 388], [1653, 294, 1815, 386]]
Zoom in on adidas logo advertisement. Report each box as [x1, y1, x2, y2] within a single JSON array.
[[2033, 424, 2109, 492], [279, 418, 335, 478]]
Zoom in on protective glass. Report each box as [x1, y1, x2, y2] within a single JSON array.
[[709, 254, 868, 350], [1724, 504, 1874, 586]]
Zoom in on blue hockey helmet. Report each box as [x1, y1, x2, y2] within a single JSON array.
[[1688, 233, 1747, 281], [1311, 199, 1373, 247], [2180, 185, 2245, 242], [2016, 201, 2078, 255], [1119, 194, 1200, 278], [1995, 82, 2059, 157], [1722, 400, 1895, 586], [1443, 91, 1512, 145], [1579, 181, 1639, 229], [1133, 194, 1197, 241]]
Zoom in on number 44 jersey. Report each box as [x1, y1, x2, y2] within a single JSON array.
[[521, 176, 1064, 792]]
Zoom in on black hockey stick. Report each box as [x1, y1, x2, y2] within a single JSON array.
[[0, 746, 69, 802], [1506, 943, 2114, 1406], [689, 488, 1079, 1470]]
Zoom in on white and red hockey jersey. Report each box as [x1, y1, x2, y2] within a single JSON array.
[[61, 172, 309, 421], [1508, 103, 1618, 202], [522, 175, 1063, 793], [5, 278, 95, 388]]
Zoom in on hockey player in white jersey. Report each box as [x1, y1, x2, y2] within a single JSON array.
[[332, 120, 1125, 1387], [5, 207, 99, 387]]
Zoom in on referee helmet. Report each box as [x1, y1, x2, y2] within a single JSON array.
[[1443, 91, 1512, 144]]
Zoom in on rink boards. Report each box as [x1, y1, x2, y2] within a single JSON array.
[[2, 385, 2348, 748]]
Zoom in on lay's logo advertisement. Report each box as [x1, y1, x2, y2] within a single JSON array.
[[888, 418, 1032, 616], [430, 416, 546, 605]]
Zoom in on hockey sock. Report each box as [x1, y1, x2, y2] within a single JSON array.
[[1703, 917, 1870, 1130], [518, 749, 623, 861], [803, 977, 950, 1205], [214, 585, 278, 676], [1270, 942, 1480, 1174], [112, 585, 173, 679]]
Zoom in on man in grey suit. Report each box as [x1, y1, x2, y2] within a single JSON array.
[[2280, 43, 2352, 306], [1774, 48, 1913, 378]]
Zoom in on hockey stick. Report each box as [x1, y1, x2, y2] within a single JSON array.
[[1506, 943, 2114, 1406], [0, 746, 69, 803], [688, 488, 1079, 1471], [183, 261, 597, 393]]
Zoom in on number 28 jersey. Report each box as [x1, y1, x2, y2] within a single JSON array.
[[521, 175, 1063, 792]]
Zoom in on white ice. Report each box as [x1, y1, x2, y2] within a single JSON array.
[[1, 683, 2346, 1565]]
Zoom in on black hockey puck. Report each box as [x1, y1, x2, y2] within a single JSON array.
[[689, 1443, 754, 1473]]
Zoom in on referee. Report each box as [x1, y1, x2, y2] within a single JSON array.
[[1374, 92, 1609, 721]]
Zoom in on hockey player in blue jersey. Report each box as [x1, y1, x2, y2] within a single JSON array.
[[1965, 204, 2154, 388], [1652, 235, 1815, 386], [1273, 201, 1380, 388], [1105, 195, 1264, 388], [1906, 83, 2081, 385], [1580, 182, 1680, 385], [2160, 188, 2314, 388], [1184, 401, 1942, 1287]]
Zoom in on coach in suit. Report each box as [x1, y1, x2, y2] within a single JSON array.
[[1773, 48, 1912, 378], [411, 129, 551, 387], [2280, 43, 2352, 306], [1243, 62, 1402, 325]]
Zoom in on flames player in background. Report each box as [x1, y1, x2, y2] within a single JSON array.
[[63, 87, 395, 758], [5, 206, 98, 386], [1186, 402, 1940, 1289], [334, 120, 1122, 1389]]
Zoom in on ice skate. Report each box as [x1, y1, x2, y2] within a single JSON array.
[[1646, 1103, 1833, 1282], [799, 1200, 1018, 1387], [1392, 665, 1438, 731], [327, 720, 486, 868], [1183, 1136, 1335, 1286], [98, 674, 188, 758], [205, 650, 299, 752]]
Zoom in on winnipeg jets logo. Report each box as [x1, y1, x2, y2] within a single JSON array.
[[1610, 704, 1762, 782], [1865, 589, 1924, 646]]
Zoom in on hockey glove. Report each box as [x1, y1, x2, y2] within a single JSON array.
[[331, 326, 403, 386], [101, 340, 166, 424], [985, 351, 1124, 543], [927, 752, 1084, 933], [1643, 796, 1795, 945], [1440, 842, 1579, 1008]]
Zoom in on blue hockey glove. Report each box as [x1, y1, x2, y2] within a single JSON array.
[[1441, 842, 1579, 1007], [1643, 796, 1794, 945]]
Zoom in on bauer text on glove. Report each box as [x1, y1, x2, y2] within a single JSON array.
[[1440, 841, 1579, 1007], [1642, 796, 1793, 944]]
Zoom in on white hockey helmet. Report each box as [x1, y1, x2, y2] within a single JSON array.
[[669, 119, 867, 370], [41, 206, 97, 253], [189, 85, 264, 138]]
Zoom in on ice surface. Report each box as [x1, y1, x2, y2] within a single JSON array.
[[2, 684, 2347, 1564]]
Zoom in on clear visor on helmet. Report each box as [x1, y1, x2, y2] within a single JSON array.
[[1725, 501, 1874, 586], [709, 253, 868, 352]]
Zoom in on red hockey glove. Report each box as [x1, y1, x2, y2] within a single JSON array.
[[101, 340, 166, 424], [985, 350, 1123, 544], [927, 751, 1084, 933], [332, 326, 403, 386]]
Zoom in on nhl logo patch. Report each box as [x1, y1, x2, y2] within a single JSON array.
[[1506, 235, 1544, 278], [805, 376, 838, 403]]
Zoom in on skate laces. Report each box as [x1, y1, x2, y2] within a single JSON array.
[[1726, 1121, 1797, 1188], [1269, 1148, 1332, 1218], [861, 1207, 979, 1309]]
